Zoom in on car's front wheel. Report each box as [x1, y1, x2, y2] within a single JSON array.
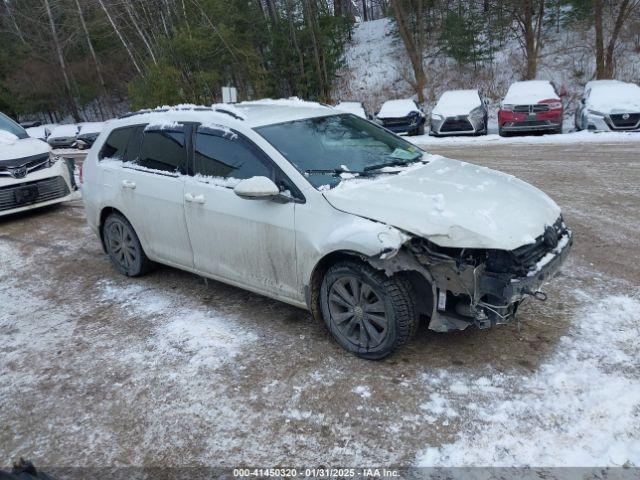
[[102, 212, 154, 277], [320, 260, 418, 360]]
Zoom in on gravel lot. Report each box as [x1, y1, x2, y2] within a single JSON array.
[[1, 141, 639, 470]]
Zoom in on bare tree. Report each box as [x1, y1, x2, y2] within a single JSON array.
[[594, 0, 639, 78], [511, 0, 545, 80], [391, 0, 427, 103], [97, 0, 143, 74], [43, 0, 81, 121]]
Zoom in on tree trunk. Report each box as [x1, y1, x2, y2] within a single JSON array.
[[391, 0, 427, 103], [594, 0, 605, 78], [74, 0, 113, 118], [43, 0, 82, 122], [362, 0, 368, 21], [604, 0, 631, 78], [97, 0, 143, 74]]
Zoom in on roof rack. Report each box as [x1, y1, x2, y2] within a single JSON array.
[[118, 105, 245, 121]]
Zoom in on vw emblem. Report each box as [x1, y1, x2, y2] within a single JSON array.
[[543, 226, 559, 248], [622, 113, 630, 120], [10, 165, 27, 179]]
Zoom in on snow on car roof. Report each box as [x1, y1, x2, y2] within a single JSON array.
[[432, 90, 481, 116], [79, 122, 105, 134], [377, 99, 418, 118], [587, 82, 640, 112], [503, 80, 558, 104], [49, 124, 80, 138], [116, 98, 336, 129]]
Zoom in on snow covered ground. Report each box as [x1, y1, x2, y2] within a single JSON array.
[[1, 142, 639, 470]]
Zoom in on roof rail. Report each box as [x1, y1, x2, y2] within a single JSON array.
[[118, 105, 245, 121]]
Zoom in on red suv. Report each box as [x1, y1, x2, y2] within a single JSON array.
[[498, 80, 563, 136]]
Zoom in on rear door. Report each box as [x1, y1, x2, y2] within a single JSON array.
[[183, 125, 299, 300], [111, 123, 194, 268]]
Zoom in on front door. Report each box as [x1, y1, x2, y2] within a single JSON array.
[[183, 125, 299, 300]]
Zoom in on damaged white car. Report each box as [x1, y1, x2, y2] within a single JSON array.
[[82, 101, 572, 359], [1, 112, 77, 217]]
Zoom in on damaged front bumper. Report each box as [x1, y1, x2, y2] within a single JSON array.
[[373, 218, 573, 333]]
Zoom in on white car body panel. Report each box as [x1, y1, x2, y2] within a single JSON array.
[[577, 81, 640, 131], [323, 156, 560, 251], [0, 133, 51, 160]]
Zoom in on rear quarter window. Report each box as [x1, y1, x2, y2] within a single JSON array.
[[99, 126, 138, 161]]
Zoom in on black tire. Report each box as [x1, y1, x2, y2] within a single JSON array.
[[320, 260, 418, 360], [102, 212, 154, 277], [416, 124, 425, 135], [499, 126, 509, 137]]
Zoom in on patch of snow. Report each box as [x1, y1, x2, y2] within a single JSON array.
[[335, 101, 367, 118], [48, 124, 80, 138], [586, 82, 640, 113], [0, 130, 19, 144], [353, 385, 372, 399], [193, 174, 242, 188], [378, 99, 419, 118], [416, 294, 640, 467]]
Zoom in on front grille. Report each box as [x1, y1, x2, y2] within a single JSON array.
[[609, 113, 640, 129], [487, 217, 567, 275], [512, 104, 549, 113], [440, 118, 473, 132], [0, 154, 50, 177], [532, 104, 550, 112], [509, 120, 549, 127], [382, 117, 409, 126], [0, 176, 70, 212]]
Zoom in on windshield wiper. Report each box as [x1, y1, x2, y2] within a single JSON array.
[[304, 168, 373, 176], [364, 159, 411, 171]]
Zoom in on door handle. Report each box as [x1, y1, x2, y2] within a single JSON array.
[[185, 193, 205, 204], [121, 180, 136, 189]]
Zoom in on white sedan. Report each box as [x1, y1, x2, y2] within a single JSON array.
[[0, 112, 76, 216], [82, 100, 572, 359]]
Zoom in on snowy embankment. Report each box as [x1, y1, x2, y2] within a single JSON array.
[[409, 130, 640, 147], [417, 293, 640, 467]]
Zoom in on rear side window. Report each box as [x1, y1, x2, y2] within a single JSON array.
[[99, 127, 136, 160], [137, 126, 187, 174], [194, 127, 272, 181]]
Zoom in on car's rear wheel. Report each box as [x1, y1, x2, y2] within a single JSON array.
[[320, 260, 418, 360], [102, 212, 154, 277]]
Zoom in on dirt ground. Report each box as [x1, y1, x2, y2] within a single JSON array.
[[1, 142, 639, 470]]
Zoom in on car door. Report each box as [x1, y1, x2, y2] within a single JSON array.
[[113, 123, 194, 268], [183, 125, 299, 300]]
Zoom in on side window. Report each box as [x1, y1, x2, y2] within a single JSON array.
[[194, 127, 273, 181], [137, 126, 187, 174], [99, 127, 135, 160]]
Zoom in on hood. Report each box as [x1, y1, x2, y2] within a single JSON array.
[[0, 132, 51, 162], [503, 81, 558, 105], [378, 99, 418, 119], [432, 90, 482, 117], [323, 156, 561, 251], [588, 85, 640, 113]]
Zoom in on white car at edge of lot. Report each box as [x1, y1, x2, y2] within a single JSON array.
[[47, 123, 80, 148], [0, 112, 77, 217], [81, 100, 572, 359], [575, 80, 640, 132]]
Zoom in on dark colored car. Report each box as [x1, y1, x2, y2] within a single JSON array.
[[375, 99, 426, 136]]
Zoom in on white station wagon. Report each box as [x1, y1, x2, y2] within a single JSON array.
[[82, 100, 572, 359]]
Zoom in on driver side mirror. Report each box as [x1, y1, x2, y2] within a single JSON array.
[[234, 176, 279, 199]]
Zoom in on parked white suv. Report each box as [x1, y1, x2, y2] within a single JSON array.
[[0, 112, 76, 217], [82, 100, 572, 359]]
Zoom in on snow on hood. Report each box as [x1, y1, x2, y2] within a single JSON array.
[[49, 124, 79, 138], [503, 80, 559, 105], [432, 90, 482, 117], [0, 133, 51, 162], [587, 83, 640, 113], [323, 155, 561, 251], [378, 99, 419, 118], [335, 102, 367, 118], [79, 122, 105, 134]]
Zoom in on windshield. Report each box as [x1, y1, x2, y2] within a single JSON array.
[[255, 114, 424, 189], [0, 112, 28, 139]]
